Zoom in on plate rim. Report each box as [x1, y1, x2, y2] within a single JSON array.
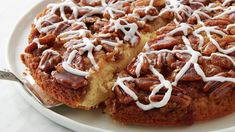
[[5, 1, 108, 132]]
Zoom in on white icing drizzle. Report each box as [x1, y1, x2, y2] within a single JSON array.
[[62, 50, 90, 77], [79, 37, 100, 70], [47, 0, 79, 21], [112, 76, 138, 100], [114, 1, 235, 110], [64, 39, 83, 48], [95, 33, 112, 38], [192, 10, 212, 25], [194, 64, 235, 83], [34, 0, 103, 33], [159, 0, 193, 20], [190, 4, 235, 52], [101, 37, 123, 47], [189, 0, 204, 7], [76, 6, 104, 22], [58, 29, 91, 40], [204, 3, 224, 12], [35, 14, 61, 33], [42, 49, 60, 56], [62, 62, 90, 77], [136, 66, 173, 110], [214, 6, 235, 18], [211, 53, 235, 66], [64, 37, 101, 73], [226, 23, 235, 31], [67, 50, 78, 64], [155, 36, 175, 45], [134, 52, 147, 77], [132, 0, 159, 21], [167, 22, 193, 36], [172, 36, 201, 85], [193, 26, 229, 53], [110, 18, 140, 45], [101, 0, 127, 19], [32, 38, 43, 48], [222, 0, 234, 6]]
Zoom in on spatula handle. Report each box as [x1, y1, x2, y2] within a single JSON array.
[[0, 69, 23, 84]]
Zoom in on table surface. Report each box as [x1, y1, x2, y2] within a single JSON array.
[[0, 1, 71, 132]]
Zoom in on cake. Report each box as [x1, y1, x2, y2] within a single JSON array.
[[21, 0, 235, 126]]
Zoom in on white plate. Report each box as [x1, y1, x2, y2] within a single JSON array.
[[5, 0, 235, 131]]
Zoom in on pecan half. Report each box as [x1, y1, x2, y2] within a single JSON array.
[[131, 0, 165, 7], [127, 57, 150, 76], [154, 52, 176, 72], [150, 94, 191, 109], [52, 22, 70, 36], [41, 15, 61, 28], [38, 51, 62, 72], [188, 35, 200, 50], [105, 49, 121, 62], [63, 49, 85, 71], [155, 23, 177, 35], [172, 86, 187, 96], [217, 36, 235, 47], [211, 54, 233, 69], [203, 64, 223, 77], [228, 27, 235, 35], [114, 86, 134, 104], [132, 6, 158, 20], [175, 53, 191, 61], [80, 0, 101, 6], [103, 8, 126, 20], [135, 76, 160, 91], [180, 66, 202, 81], [91, 19, 109, 32], [70, 23, 86, 31], [209, 82, 235, 100], [226, 45, 235, 56], [82, 16, 100, 24], [52, 70, 88, 90], [229, 13, 235, 21], [38, 34, 56, 46], [155, 86, 188, 96], [25, 42, 38, 53], [202, 42, 217, 56], [160, 11, 175, 21], [203, 72, 235, 99], [149, 36, 178, 50], [204, 81, 222, 93], [204, 18, 231, 28]]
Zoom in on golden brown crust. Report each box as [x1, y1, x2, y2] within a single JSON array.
[[105, 83, 235, 126]]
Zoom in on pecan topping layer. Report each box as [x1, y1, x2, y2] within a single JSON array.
[[113, 0, 235, 111]]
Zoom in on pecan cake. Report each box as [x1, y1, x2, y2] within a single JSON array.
[[21, 0, 235, 126]]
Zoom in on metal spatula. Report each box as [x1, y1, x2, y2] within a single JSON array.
[[0, 69, 62, 108]]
